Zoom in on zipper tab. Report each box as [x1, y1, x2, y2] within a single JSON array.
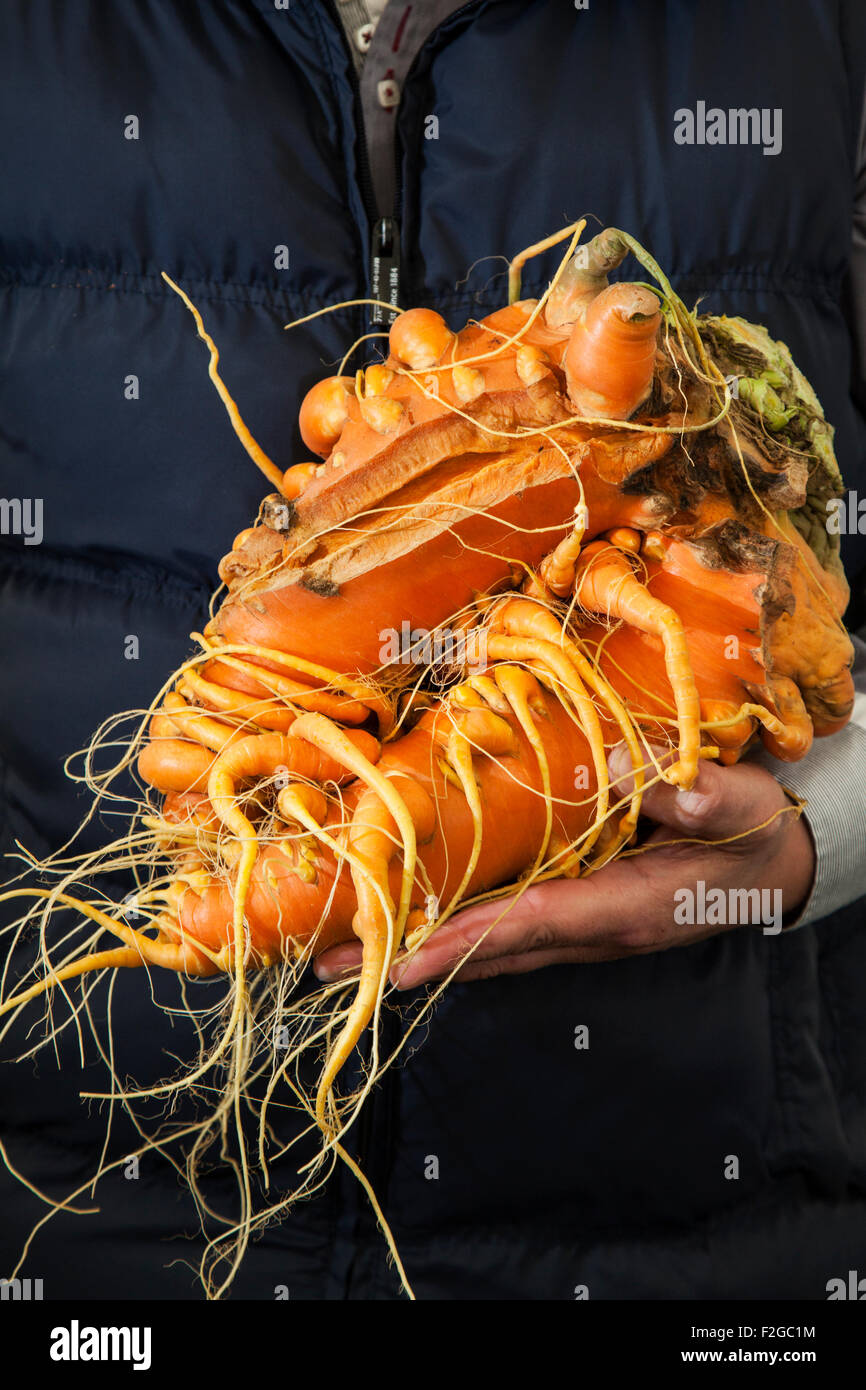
[[369, 217, 401, 331]]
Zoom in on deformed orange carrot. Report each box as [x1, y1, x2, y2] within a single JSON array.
[[564, 282, 660, 420]]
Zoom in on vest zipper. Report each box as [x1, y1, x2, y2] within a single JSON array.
[[370, 216, 401, 327], [326, 1, 484, 335], [323, 1, 402, 335]]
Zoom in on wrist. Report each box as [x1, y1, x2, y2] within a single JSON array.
[[776, 804, 817, 927]]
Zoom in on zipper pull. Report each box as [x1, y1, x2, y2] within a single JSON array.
[[369, 217, 401, 331]]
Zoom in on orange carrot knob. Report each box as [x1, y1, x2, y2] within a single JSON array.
[[281, 462, 320, 499], [298, 376, 353, 457], [564, 283, 660, 420], [515, 345, 551, 386], [359, 396, 405, 434], [137, 739, 213, 795], [389, 308, 453, 369], [602, 526, 642, 553], [641, 530, 667, 562], [364, 363, 395, 396], [277, 782, 329, 826], [452, 363, 485, 403], [701, 699, 756, 751]]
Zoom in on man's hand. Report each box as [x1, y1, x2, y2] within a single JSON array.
[[313, 744, 816, 989]]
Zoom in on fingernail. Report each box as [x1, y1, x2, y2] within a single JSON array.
[[676, 789, 709, 817], [607, 742, 630, 774], [391, 958, 418, 990], [607, 744, 633, 791]]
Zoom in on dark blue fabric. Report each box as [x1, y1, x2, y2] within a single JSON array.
[[1, 0, 865, 1300]]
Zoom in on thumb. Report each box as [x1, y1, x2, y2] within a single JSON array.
[[608, 742, 783, 841]]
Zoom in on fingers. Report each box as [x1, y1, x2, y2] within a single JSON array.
[[451, 922, 732, 980], [314, 879, 613, 987], [386, 866, 676, 988], [434, 935, 685, 980], [313, 941, 363, 981], [389, 889, 570, 988], [314, 931, 629, 988], [608, 742, 794, 844], [313, 747, 807, 992]]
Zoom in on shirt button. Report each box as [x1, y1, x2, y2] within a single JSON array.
[[355, 22, 374, 53], [377, 78, 400, 108]]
